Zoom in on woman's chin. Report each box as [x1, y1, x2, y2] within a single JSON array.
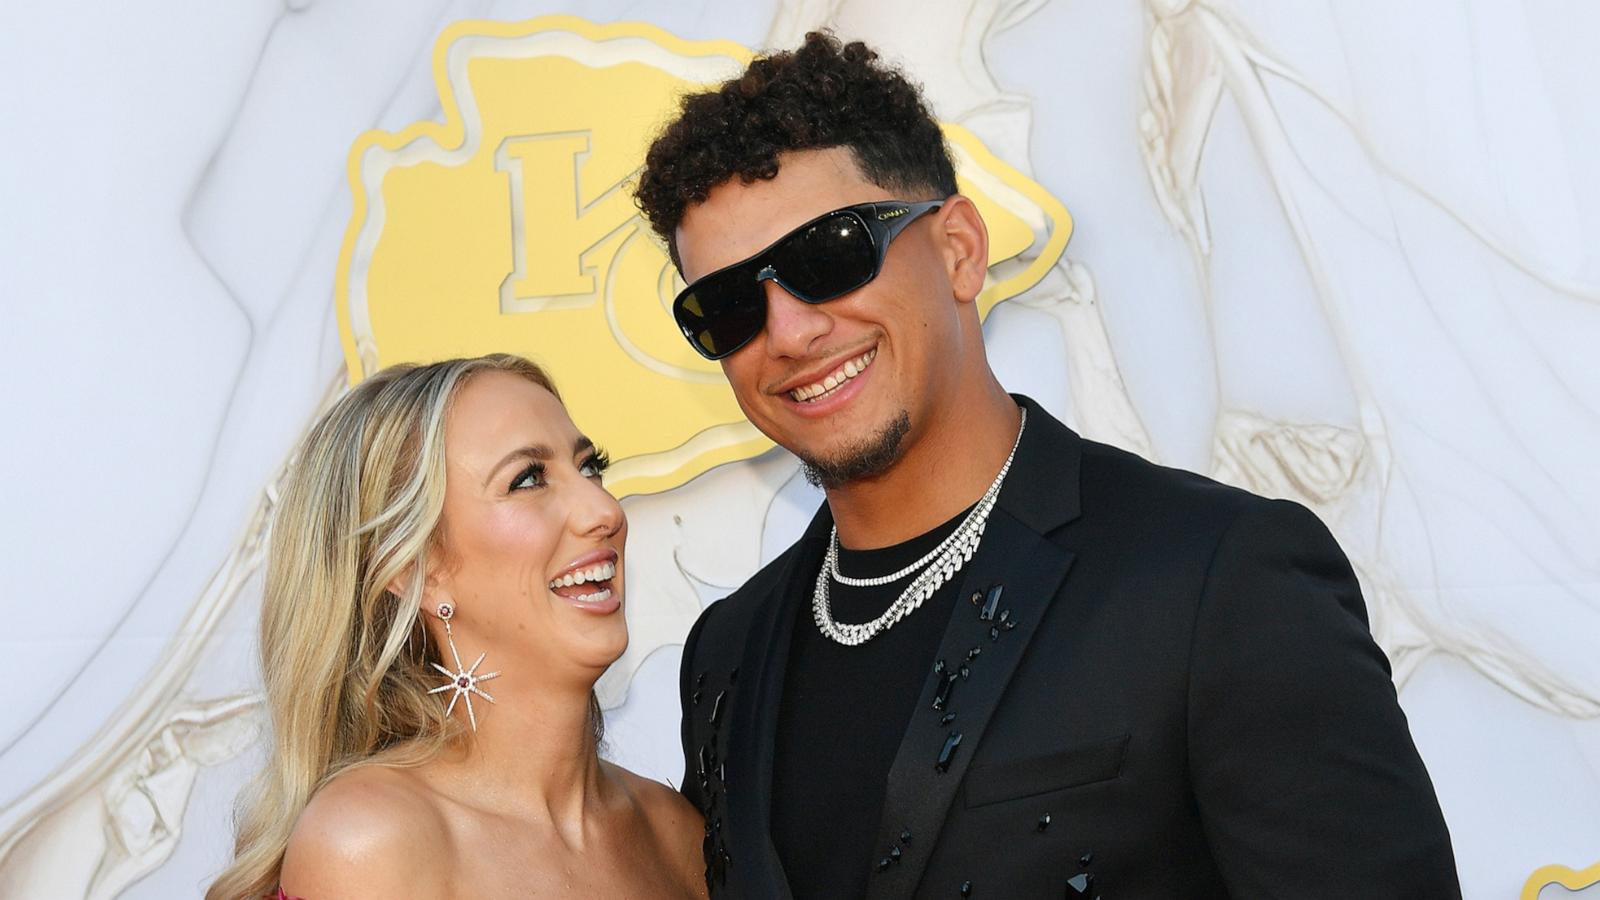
[[574, 634, 629, 678], [539, 587, 630, 667], [567, 611, 630, 665]]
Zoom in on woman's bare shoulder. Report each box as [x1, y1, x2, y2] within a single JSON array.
[[609, 763, 709, 897], [280, 765, 450, 898], [611, 762, 699, 821]]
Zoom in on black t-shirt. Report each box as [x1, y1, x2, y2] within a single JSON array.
[[771, 506, 972, 898]]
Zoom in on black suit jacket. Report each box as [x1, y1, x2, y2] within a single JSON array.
[[679, 396, 1458, 898]]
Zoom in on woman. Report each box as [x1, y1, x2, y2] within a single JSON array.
[[208, 354, 707, 899]]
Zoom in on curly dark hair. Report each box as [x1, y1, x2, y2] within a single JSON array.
[[635, 31, 958, 270]]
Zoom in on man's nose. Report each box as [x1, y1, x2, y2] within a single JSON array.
[[760, 278, 832, 358]]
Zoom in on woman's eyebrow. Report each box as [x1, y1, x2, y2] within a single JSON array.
[[484, 444, 553, 487], [483, 437, 596, 487]]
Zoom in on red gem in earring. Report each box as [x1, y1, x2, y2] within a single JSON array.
[[426, 600, 498, 731]]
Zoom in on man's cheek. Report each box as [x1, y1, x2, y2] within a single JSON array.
[[723, 361, 760, 402]]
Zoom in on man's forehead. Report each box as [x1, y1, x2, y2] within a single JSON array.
[[675, 148, 887, 280]]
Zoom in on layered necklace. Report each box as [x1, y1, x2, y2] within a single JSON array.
[[812, 408, 1027, 646]]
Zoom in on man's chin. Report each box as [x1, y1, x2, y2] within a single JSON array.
[[796, 410, 911, 490]]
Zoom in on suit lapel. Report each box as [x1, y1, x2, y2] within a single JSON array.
[[865, 396, 1084, 899], [863, 510, 1076, 899], [722, 504, 833, 899]]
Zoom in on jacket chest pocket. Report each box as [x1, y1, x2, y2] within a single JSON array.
[[962, 732, 1130, 808]]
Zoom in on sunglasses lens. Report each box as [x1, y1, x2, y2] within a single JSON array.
[[676, 271, 766, 358], [673, 209, 883, 358], [768, 212, 876, 302]]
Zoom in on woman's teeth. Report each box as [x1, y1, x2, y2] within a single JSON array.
[[571, 587, 612, 605], [549, 559, 616, 590], [790, 347, 876, 403]]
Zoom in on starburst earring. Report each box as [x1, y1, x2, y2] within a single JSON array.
[[427, 601, 500, 731]]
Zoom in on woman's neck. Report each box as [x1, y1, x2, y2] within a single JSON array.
[[431, 679, 608, 842]]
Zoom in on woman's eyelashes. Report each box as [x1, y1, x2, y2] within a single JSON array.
[[579, 448, 612, 480], [509, 461, 546, 491], [507, 449, 610, 492]]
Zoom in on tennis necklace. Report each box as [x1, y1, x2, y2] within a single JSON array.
[[812, 408, 1026, 646]]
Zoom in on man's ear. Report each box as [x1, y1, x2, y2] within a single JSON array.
[[938, 194, 990, 305]]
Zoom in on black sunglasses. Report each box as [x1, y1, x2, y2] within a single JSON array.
[[673, 199, 945, 359]]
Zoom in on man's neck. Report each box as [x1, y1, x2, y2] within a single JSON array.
[[826, 378, 1021, 550]]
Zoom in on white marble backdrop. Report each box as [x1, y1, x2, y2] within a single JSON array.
[[1, 2, 1596, 898]]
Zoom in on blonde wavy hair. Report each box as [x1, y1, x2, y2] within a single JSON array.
[[209, 354, 579, 900]]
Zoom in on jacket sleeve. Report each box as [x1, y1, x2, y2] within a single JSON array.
[[1186, 498, 1460, 898]]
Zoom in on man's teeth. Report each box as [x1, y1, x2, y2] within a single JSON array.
[[548, 559, 616, 590], [790, 347, 877, 403]]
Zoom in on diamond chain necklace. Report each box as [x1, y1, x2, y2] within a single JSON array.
[[812, 408, 1026, 646]]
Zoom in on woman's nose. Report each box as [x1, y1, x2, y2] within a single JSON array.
[[573, 476, 625, 538]]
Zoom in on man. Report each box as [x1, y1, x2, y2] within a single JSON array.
[[635, 32, 1459, 899]]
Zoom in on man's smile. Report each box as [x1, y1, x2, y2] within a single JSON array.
[[786, 345, 878, 403]]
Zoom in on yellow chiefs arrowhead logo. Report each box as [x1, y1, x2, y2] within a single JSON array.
[[336, 15, 1072, 498]]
